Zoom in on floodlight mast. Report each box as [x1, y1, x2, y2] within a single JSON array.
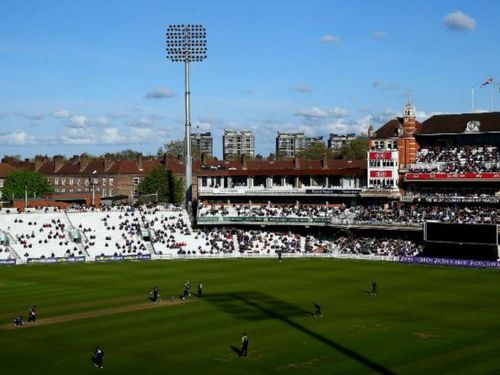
[[166, 24, 207, 211]]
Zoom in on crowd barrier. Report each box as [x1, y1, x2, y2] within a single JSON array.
[[26, 256, 86, 264], [0, 259, 16, 265], [399, 256, 500, 269], [95, 254, 152, 262], [151, 252, 400, 262]]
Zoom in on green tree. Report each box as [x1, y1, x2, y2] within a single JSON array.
[[102, 150, 144, 160], [297, 142, 335, 160], [137, 167, 184, 204], [336, 136, 368, 160], [167, 170, 184, 204], [2, 169, 53, 201], [157, 140, 184, 158]]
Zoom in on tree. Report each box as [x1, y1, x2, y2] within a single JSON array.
[[297, 142, 335, 160], [2, 169, 53, 201], [137, 167, 184, 204], [167, 170, 184, 204], [102, 150, 144, 160], [336, 136, 368, 160], [157, 140, 184, 158]]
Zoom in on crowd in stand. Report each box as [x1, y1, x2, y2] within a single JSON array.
[[0, 201, 495, 262], [199, 203, 343, 220], [410, 145, 500, 173], [76, 210, 148, 257], [198, 202, 500, 225], [347, 204, 500, 225], [237, 229, 303, 254], [333, 236, 423, 256]]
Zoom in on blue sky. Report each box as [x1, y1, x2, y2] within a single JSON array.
[[0, 0, 499, 159]]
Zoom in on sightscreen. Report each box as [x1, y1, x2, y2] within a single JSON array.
[[425, 222, 498, 245]]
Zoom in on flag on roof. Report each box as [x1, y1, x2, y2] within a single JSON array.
[[480, 77, 493, 87]]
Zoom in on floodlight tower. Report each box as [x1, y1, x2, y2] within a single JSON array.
[[166, 24, 207, 211]]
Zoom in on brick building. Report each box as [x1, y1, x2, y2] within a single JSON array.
[[368, 102, 421, 170]]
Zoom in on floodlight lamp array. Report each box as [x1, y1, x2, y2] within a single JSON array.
[[166, 24, 207, 62]]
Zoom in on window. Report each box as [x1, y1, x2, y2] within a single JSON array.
[[54, 178, 59, 185], [61, 189, 66, 193], [109, 178, 114, 186], [93, 178, 98, 185], [69, 178, 74, 185], [0, 180, 3, 188], [76, 179, 81, 186], [85, 179, 89, 186], [61, 178, 66, 185], [133, 177, 140, 185], [108, 189, 113, 196], [102, 178, 107, 186]]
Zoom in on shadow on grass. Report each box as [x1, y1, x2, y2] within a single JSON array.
[[359, 290, 372, 294], [207, 291, 395, 375], [229, 345, 242, 356]]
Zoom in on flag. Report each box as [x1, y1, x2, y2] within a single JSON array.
[[480, 77, 493, 87]]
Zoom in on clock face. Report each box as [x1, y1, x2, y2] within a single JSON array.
[[465, 121, 480, 132]]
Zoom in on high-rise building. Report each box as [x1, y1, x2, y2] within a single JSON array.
[[223, 130, 255, 160], [191, 132, 213, 158], [276, 132, 324, 158], [328, 133, 356, 150]]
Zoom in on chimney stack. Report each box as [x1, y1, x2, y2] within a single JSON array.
[[53, 155, 65, 172], [293, 156, 300, 169], [320, 156, 327, 169], [240, 153, 247, 169], [34, 155, 48, 171], [104, 157, 114, 171], [137, 155, 144, 171], [79, 153, 90, 172]]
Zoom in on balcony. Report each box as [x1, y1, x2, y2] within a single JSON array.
[[198, 186, 362, 197]]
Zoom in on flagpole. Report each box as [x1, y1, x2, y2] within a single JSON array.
[[490, 82, 493, 111], [471, 86, 474, 111]]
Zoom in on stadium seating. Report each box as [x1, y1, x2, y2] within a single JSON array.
[[0, 211, 83, 260], [410, 145, 500, 173], [67, 209, 149, 258]]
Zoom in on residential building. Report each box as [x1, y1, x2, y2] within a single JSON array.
[[223, 129, 255, 160], [191, 131, 213, 158], [276, 132, 325, 158], [328, 133, 356, 150]]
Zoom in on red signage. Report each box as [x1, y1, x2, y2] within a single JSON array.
[[406, 172, 500, 180], [370, 170, 393, 178], [369, 152, 393, 160]]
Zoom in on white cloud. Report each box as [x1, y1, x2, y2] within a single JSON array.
[[69, 115, 88, 128], [444, 11, 476, 32], [319, 34, 341, 46], [295, 106, 349, 120], [372, 31, 387, 39], [53, 110, 71, 119], [13, 111, 44, 121], [295, 107, 330, 119], [193, 120, 213, 131], [96, 116, 110, 126], [0, 131, 35, 145], [291, 84, 313, 93], [144, 87, 175, 99], [101, 128, 126, 144], [372, 80, 401, 91], [331, 107, 350, 118]]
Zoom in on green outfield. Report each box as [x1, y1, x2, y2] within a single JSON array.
[[0, 258, 499, 375]]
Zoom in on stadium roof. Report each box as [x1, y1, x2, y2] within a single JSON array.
[[418, 112, 500, 135], [371, 117, 422, 139]]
